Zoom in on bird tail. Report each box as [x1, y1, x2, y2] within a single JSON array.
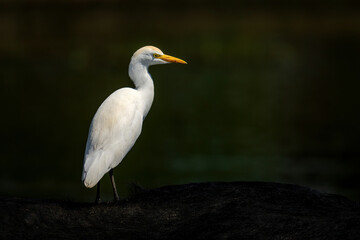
[[82, 150, 111, 188]]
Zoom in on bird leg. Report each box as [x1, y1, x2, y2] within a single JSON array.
[[95, 182, 101, 204], [109, 169, 120, 202]]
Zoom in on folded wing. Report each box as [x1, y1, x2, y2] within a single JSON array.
[[82, 88, 143, 188]]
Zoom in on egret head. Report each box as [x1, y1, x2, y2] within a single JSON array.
[[131, 46, 187, 67]]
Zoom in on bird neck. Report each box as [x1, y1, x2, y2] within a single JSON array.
[[128, 60, 154, 118]]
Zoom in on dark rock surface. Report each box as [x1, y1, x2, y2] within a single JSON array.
[[1, 181, 359, 240]]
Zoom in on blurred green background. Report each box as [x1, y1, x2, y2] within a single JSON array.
[[0, 0, 359, 201]]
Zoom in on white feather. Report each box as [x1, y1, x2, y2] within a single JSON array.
[[81, 46, 186, 189], [82, 88, 142, 188]]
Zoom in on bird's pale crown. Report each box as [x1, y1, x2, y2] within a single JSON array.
[[132, 46, 187, 65]]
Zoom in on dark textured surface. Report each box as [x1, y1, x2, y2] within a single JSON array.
[[1, 181, 359, 240]]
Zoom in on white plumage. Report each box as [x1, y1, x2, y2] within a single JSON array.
[[81, 46, 186, 202], [82, 88, 142, 188]]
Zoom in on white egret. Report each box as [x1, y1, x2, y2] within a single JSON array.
[[82, 46, 187, 203]]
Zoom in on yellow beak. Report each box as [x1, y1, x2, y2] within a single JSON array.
[[158, 54, 187, 64]]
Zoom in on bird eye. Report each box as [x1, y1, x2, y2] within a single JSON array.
[[153, 54, 160, 58]]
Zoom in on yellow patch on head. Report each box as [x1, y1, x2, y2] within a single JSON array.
[[133, 46, 164, 57], [147, 46, 162, 53]]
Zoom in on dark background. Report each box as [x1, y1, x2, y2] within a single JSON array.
[[0, 0, 359, 201]]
